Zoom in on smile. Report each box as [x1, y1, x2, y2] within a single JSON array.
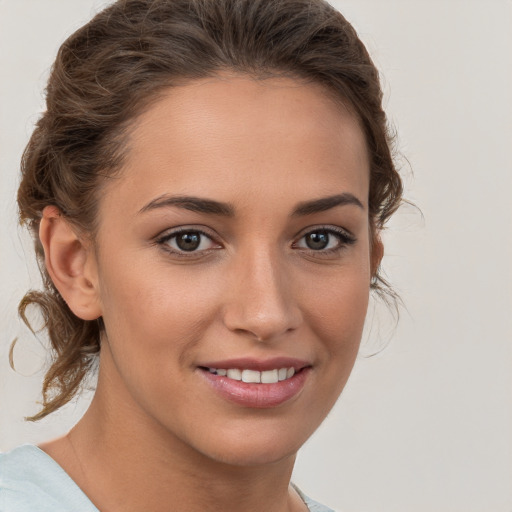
[[198, 359, 310, 408], [205, 367, 295, 383]]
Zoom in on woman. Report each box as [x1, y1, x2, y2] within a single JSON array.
[[1, 0, 402, 511]]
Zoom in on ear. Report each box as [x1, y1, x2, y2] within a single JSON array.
[[371, 234, 384, 279], [39, 206, 102, 321]]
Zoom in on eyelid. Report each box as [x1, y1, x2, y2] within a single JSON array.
[[292, 225, 357, 252], [294, 224, 356, 241], [155, 225, 223, 256], [153, 224, 356, 258]]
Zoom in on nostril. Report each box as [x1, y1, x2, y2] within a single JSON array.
[[221, 271, 303, 341]]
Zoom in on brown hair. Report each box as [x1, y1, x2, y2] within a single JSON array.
[[15, 0, 403, 420]]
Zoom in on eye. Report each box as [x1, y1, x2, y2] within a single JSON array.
[[157, 228, 219, 254], [294, 227, 356, 253]]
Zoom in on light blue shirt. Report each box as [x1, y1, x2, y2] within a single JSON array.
[[0, 445, 335, 511]]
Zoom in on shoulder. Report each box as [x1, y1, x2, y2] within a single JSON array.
[[0, 445, 98, 512], [302, 495, 338, 512], [293, 484, 338, 512]]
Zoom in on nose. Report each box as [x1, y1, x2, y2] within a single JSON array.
[[222, 248, 302, 342]]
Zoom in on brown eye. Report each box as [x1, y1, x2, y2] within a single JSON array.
[[160, 229, 218, 253], [295, 227, 356, 253], [304, 231, 330, 250], [175, 232, 201, 251]]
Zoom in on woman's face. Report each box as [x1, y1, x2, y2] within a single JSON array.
[[91, 75, 374, 466]]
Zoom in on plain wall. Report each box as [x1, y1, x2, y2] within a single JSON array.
[[1, 1, 511, 511]]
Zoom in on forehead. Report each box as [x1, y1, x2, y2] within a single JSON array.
[[102, 75, 370, 215]]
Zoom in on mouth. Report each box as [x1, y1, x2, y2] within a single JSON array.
[[199, 366, 298, 384], [197, 358, 311, 408]]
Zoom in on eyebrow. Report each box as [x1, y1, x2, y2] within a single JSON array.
[[291, 193, 364, 216], [139, 195, 235, 216], [139, 192, 364, 217]]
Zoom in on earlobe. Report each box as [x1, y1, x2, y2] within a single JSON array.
[[39, 206, 102, 321]]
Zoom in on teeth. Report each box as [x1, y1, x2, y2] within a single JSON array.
[[242, 369, 261, 383], [226, 368, 242, 380], [261, 369, 278, 384], [208, 367, 296, 383]]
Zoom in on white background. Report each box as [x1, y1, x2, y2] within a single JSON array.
[[1, 1, 511, 511]]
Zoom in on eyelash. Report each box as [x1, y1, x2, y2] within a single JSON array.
[[155, 226, 356, 258], [155, 227, 219, 258], [293, 226, 357, 256]]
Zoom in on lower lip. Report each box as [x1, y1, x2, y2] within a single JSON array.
[[199, 368, 310, 408]]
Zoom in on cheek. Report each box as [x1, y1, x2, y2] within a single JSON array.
[[97, 257, 221, 361], [292, 265, 370, 432], [300, 258, 371, 394], [312, 281, 368, 362], [95, 261, 218, 415], [304, 255, 371, 344]]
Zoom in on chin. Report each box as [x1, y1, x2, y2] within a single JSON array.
[[206, 439, 299, 468], [185, 416, 316, 468]]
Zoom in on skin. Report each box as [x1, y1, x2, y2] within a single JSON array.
[[39, 75, 382, 512]]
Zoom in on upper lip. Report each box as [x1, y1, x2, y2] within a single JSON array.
[[197, 357, 311, 372]]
